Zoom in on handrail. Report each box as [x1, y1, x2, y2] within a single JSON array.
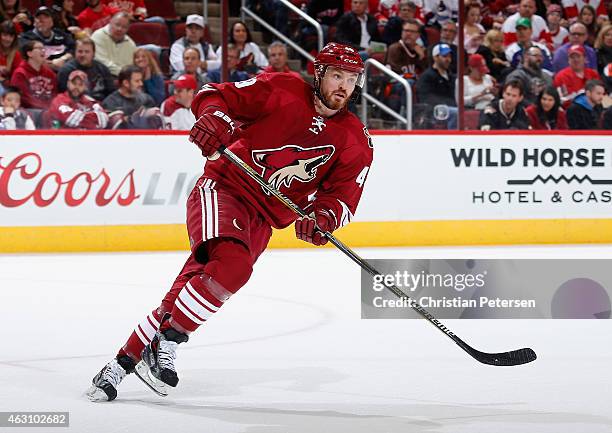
[[241, 7, 313, 61], [203, 0, 208, 24], [361, 58, 412, 130], [240, 0, 324, 62]]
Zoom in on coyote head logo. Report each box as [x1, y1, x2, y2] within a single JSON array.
[[252, 145, 335, 191]]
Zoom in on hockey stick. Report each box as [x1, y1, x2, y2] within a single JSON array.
[[217, 146, 537, 367]]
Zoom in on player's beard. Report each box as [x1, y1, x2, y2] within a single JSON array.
[[322, 88, 349, 110]]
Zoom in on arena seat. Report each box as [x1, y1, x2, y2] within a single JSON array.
[[128, 22, 171, 47], [463, 109, 481, 130], [144, 0, 178, 20], [20, 0, 42, 14], [424, 26, 441, 45]]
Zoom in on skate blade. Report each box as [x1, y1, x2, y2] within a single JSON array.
[[86, 385, 111, 402], [134, 361, 169, 397]]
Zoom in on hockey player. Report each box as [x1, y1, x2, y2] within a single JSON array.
[[86, 42, 373, 402], [48, 70, 109, 129]]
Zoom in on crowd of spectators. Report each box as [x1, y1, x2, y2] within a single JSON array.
[[1, 0, 612, 130]]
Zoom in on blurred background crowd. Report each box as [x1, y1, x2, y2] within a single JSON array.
[[1, 0, 612, 131]]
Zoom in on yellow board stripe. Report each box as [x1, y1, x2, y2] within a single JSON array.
[[1, 219, 612, 253]]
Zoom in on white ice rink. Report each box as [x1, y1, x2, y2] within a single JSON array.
[[1, 245, 612, 433]]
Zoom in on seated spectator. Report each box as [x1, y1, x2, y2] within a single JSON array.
[[57, 37, 115, 101], [91, 12, 136, 76], [19, 6, 75, 71], [169, 15, 219, 74], [10, 40, 57, 109], [51, 0, 83, 37], [383, 0, 425, 46], [375, 0, 400, 25], [463, 2, 485, 55], [422, 0, 457, 28], [301, 0, 344, 50], [0, 0, 33, 33], [478, 0, 509, 30], [505, 17, 553, 71], [502, 0, 552, 47], [133, 47, 164, 104], [160, 74, 196, 130], [477, 29, 512, 82], [103, 0, 147, 22], [0, 20, 21, 86], [0, 85, 35, 129], [552, 23, 597, 72], [387, 19, 427, 79], [416, 43, 457, 128], [525, 85, 568, 129], [427, 21, 462, 73], [563, 0, 607, 23], [566, 79, 605, 129], [546, 4, 569, 51], [579, 4, 599, 46], [479, 80, 530, 130], [554, 44, 600, 106], [263, 41, 302, 79], [208, 44, 249, 83], [464, 53, 496, 110], [168, 47, 208, 93], [383, 17, 425, 115], [246, 0, 289, 40], [102, 64, 154, 115], [595, 24, 612, 92], [334, 0, 382, 56], [216, 21, 268, 74], [49, 69, 108, 129], [505, 46, 552, 105], [77, 0, 117, 33]]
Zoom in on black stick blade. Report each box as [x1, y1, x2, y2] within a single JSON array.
[[454, 337, 537, 366], [470, 347, 537, 366]]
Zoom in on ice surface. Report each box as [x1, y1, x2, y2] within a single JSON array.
[[1, 245, 611, 433]]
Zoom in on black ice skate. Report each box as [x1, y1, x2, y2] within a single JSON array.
[[136, 327, 188, 396], [86, 355, 135, 402]]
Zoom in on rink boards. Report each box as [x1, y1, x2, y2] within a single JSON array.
[[1, 130, 611, 252]]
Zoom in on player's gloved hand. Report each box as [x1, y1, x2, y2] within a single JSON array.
[[295, 209, 335, 246], [189, 110, 235, 158]]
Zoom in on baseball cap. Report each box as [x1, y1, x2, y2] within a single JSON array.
[[515, 17, 532, 29], [568, 44, 585, 56], [468, 54, 489, 74], [546, 4, 562, 15], [186, 14, 205, 28], [173, 74, 197, 90], [432, 43, 452, 57], [35, 6, 54, 17], [68, 70, 88, 83]]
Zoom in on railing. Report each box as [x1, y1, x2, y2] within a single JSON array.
[[361, 58, 412, 130], [240, 0, 323, 62], [203, 0, 208, 24]]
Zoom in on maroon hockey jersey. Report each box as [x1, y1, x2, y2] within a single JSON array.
[[10, 61, 57, 110], [49, 92, 109, 129], [191, 72, 374, 230]]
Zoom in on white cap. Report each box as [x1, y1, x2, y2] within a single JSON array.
[[186, 14, 205, 28]]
